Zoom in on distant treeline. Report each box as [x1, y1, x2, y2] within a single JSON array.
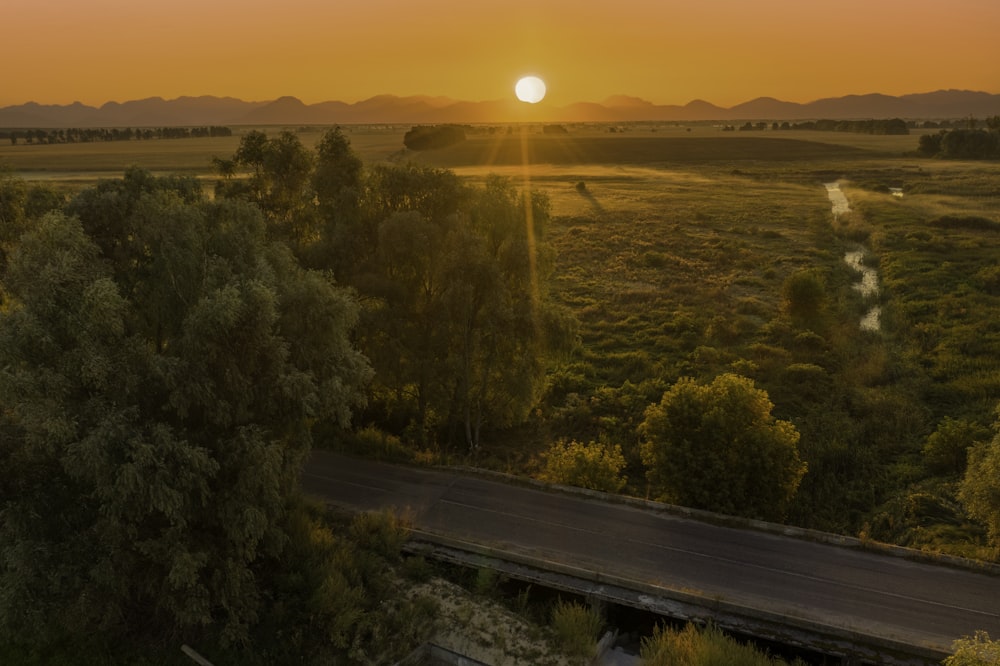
[[722, 118, 908, 134], [402, 124, 469, 150], [918, 117, 1000, 159], [1, 126, 233, 145], [919, 128, 1000, 159]]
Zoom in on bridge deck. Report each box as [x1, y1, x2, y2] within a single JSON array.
[[302, 451, 1000, 664]]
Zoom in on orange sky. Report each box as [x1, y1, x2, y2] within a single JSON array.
[[5, 0, 999, 108]]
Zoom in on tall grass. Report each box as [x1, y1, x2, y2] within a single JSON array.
[[640, 623, 799, 666], [550, 600, 603, 661]]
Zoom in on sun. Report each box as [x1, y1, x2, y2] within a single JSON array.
[[515, 76, 546, 104]]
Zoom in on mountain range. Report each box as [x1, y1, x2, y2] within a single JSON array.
[[2, 90, 998, 127]]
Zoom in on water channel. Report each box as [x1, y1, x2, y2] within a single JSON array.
[[825, 182, 881, 332]]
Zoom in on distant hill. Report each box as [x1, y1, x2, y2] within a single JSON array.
[[2, 90, 998, 127]]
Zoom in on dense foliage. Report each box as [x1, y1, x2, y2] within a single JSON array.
[[640, 374, 806, 521], [0, 169, 372, 649], [918, 124, 1000, 158]]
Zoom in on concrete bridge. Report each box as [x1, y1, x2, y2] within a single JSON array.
[[302, 451, 1000, 665]]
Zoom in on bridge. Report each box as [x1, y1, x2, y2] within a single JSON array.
[[302, 451, 1000, 665]]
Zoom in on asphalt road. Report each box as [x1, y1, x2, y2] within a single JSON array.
[[301, 451, 1000, 656]]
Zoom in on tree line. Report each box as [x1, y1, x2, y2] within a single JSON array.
[[2, 125, 233, 145], [720, 118, 909, 134], [918, 116, 1000, 158]]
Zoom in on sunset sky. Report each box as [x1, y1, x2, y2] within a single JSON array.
[[5, 0, 999, 108]]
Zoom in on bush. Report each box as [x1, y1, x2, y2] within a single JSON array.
[[782, 269, 826, 321], [640, 623, 791, 665], [538, 439, 627, 493], [551, 600, 602, 660], [923, 417, 990, 476], [348, 510, 410, 562], [945, 631, 1000, 666]]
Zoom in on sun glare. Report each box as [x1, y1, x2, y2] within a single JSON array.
[[515, 76, 546, 104]]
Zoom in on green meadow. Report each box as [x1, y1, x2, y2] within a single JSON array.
[[4, 125, 1000, 554]]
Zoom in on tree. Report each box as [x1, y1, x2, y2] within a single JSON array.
[[0, 172, 371, 646], [214, 130, 318, 249], [940, 129, 999, 159], [958, 405, 1000, 547], [357, 170, 572, 449], [640, 373, 806, 520], [919, 131, 945, 157], [311, 127, 364, 274]]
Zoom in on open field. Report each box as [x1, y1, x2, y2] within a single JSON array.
[[0, 123, 926, 189]]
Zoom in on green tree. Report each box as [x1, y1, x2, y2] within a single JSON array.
[[640, 373, 806, 520], [311, 127, 364, 274], [215, 130, 318, 249], [358, 170, 571, 449], [24, 183, 66, 219], [958, 406, 1000, 547], [0, 172, 371, 646]]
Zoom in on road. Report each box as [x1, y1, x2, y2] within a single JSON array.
[[302, 451, 1000, 658]]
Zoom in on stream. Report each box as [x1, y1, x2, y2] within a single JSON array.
[[825, 182, 881, 332]]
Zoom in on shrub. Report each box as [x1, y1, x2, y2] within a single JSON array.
[[551, 600, 602, 660], [348, 510, 409, 561], [538, 439, 627, 493], [923, 417, 990, 476], [945, 631, 1000, 666], [640, 622, 790, 665], [782, 269, 826, 321]]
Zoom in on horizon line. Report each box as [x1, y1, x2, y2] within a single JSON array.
[[4, 87, 999, 111]]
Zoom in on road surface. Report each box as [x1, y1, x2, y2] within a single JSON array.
[[302, 451, 1000, 659]]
